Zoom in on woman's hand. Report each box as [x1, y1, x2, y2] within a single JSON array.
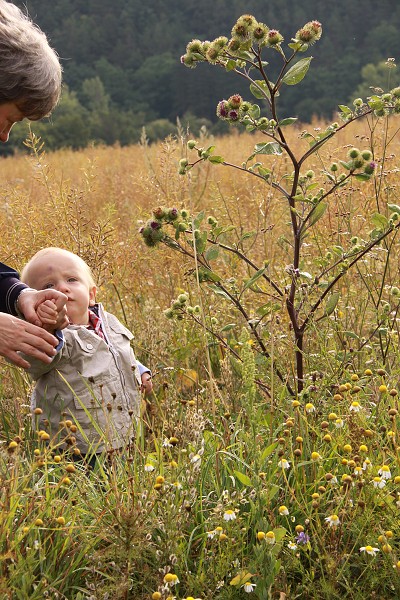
[[17, 288, 69, 329], [0, 312, 59, 368]]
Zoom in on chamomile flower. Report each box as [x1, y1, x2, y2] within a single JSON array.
[[278, 505, 289, 516], [223, 509, 236, 521], [164, 573, 179, 585], [265, 531, 276, 545], [378, 465, 392, 479], [363, 458, 372, 470], [372, 476, 386, 489], [305, 403, 315, 413], [354, 466, 363, 476], [144, 463, 155, 472], [242, 582, 256, 593], [349, 401, 361, 412], [325, 514, 340, 528], [278, 458, 290, 469], [360, 546, 379, 556], [288, 541, 298, 550]]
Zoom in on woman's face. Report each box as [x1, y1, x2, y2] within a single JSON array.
[[0, 102, 24, 142]]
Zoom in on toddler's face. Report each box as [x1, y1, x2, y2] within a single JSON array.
[[27, 252, 96, 325]]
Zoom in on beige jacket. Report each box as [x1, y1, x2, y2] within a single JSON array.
[[26, 304, 142, 453]]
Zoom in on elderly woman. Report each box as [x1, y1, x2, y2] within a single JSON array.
[[0, 0, 67, 368]]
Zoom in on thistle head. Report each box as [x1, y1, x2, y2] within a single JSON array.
[[295, 20, 322, 45], [186, 39, 204, 54], [231, 14, 257, 42], [216, 100, 230, 120], [251, 22, 269, 45], [228, 94, 243, 109], [266, 29, 284, 46], [227, 38, 241, 53], [206, 42, 222, 64]]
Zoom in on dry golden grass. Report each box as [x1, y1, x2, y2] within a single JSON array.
[[1, 116, 400, 378]]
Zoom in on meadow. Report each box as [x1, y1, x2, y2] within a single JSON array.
[[0, 114, 400, 599]]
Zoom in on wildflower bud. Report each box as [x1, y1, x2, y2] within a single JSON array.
[[56, 516, 66, 525], [33, 407, 43, 415], [330, 163, 339, 172], [348, 148, 360, 159], [252, 22, 269, 44], [353, 98, 363, 107], [216, 100, 229, 120], [228, 94, 242, 109], [267, 29, 284, 46]]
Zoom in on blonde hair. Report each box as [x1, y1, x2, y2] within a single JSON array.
[[21, 248, 96, 288], [0, 1, 62, 119]]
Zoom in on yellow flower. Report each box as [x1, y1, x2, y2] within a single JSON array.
[[163, 573, 179, 585], [279, 505, 289, 516], [311, 452, 321, 461], [265, 531, 276, 544], [325, 514, 340, 527], [360, 545, 379, 556], [223, 509, 236, 521]]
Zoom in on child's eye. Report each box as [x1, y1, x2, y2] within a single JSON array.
[[68, 277, 78, 283], [43, 283, 54, 289]]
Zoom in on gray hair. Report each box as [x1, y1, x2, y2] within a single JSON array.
[[0, 1, 62, 119]]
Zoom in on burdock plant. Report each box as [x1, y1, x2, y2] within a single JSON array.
[[141, 15, 400, 395]]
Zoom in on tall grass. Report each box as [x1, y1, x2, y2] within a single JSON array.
[[0, 121, 399, 598]]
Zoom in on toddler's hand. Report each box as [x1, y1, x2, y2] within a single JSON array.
[[141, 373, 153, 396]]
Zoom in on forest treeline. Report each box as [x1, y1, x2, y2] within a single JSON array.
[[8, 0, 400, 151]]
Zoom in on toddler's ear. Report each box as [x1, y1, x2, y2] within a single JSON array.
[[89, 286, 97, 306]]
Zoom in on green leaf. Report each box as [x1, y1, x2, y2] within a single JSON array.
[[388, 203, 400, 215], [225, 59, 237, 71], [324, 292, 340, 316], [197, 267, 221, 283], [306, 202, 327, 228], [249, 104, 260, 119], [208, 155, 224, 164], [193, 211, 205, 228], [208, 284, 231, 300], [233, 470, 252, 486], [249, 79, 271, 100], [274, 527, 287, 543], [371, 213, 388, 229], [243, 265, 267, 291], [204, 245, 220, 261], [220, 323, 236, 332], [257, 166, 271, 177], [281, 57, 313, 85], [354, 173, 371, 181], [261, 442, 278, 462], [338, 104, 352, 115], [278, 117, 298, 126], [249, 142, 282, 160], [344, 330, 360, 340]]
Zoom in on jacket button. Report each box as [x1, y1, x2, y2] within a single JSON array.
[[86, 343, 94, 350]]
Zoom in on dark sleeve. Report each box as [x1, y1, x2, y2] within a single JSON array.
[[0, 261, 28, 315]]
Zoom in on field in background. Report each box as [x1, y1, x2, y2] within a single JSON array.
[[1, 119, 400, 599]]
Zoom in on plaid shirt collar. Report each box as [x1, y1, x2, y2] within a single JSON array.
[[87, 307, 105, 340]]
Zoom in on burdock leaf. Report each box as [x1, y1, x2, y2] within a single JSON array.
[[281, 57, 313, 85]]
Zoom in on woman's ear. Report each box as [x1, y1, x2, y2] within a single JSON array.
[[89, 286, 97, 306]]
